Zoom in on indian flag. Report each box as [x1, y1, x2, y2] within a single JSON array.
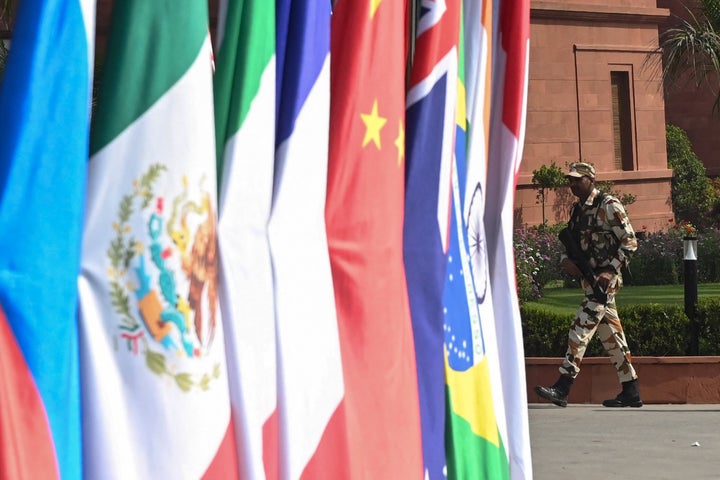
[[214, 0, 278, 477], [79, 2, 238, 478], [485, 0, 533, 478]]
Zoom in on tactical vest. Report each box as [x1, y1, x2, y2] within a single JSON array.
[[567, 192, 620, 269]]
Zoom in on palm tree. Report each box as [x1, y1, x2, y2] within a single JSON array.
[[659, 0, 720, 111]]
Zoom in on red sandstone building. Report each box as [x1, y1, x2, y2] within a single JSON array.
[[518, 0, 676, 231], [3, 1, 716, 232]]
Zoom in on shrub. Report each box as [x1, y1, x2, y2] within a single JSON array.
[[666, 124, 718, 229], [618, 304, 690, 356], [696, 229, 720, 283], [521, 300, 720, 356], [621, 226, 720, 285], [531, 162, 567, 226], [623, 230, 681, 285], [698, 298, 720, 355], [518, 304, 571, 356], [514, 225, 565, 302], [520, 304, 690, 357]]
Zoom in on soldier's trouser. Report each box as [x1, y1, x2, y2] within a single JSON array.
[[559, 292, 637, 383]]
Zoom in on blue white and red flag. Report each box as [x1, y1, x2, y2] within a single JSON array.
[[272, 1, 346, 477]]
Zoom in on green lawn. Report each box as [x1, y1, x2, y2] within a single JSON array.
[[523, 283, 720, 316]]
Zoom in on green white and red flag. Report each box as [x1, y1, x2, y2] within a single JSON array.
[[79, 2, 238, 478]]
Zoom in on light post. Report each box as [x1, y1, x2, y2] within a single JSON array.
[[684, 235, 698, 355]]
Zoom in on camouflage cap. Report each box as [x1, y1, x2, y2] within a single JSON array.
[[566, 162, 595, 179]]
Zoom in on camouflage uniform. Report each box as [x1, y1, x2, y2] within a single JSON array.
[[559, 188, 639, 383]]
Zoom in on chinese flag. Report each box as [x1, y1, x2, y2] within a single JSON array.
[[325, 0, 424, 478]]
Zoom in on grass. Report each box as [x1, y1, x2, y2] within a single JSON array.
[[523, 283, 720, 316]]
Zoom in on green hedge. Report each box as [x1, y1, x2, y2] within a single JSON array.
[[521, 299, 720, 356], [698, 298, 720, 355]]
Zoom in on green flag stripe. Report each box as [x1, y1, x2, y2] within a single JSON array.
[[445, 389, 510, 480], [458, 9, 465, 86], [90, 1, 208, 155], [213, 1, 274, 174]]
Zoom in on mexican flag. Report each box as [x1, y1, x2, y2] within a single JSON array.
[[79, 2, 238, 478]]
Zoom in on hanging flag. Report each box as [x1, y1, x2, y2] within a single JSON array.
[[443, 3, 513, 478], [0, 0, 94, 478], [79, 2, 238, 478], [214, 0, 278, 478], [271, 1, 347, 478], [485, 0, 533, 478], [327, 0, 423, 477], [404, 0, 461, 478]]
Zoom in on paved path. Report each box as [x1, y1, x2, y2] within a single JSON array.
[[529, 403, 720, 480]]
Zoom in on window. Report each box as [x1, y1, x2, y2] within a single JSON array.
[[610, 71, 634, 171]]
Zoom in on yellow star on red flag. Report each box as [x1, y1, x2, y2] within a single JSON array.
[[370, 0, 382, 18], [394, 120, 404, 166], [361, 99, 387, 149]]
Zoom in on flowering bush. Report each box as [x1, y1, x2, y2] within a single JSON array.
[[623, 230, 681, 285], [671, 220, 697, 238], [514, 222, 720, 300], [514, 225, 564, 302], [693, 229, 720, 283]]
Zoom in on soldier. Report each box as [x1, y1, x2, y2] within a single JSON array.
[[534, 162, 643, 408]]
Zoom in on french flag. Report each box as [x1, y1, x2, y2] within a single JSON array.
[[271, 1, 346, 478], [0, 0, 95, 478]]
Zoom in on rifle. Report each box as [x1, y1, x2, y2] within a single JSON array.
[[558, 227, 608, 303]]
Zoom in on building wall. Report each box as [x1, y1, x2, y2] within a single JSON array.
[[517, 0, 675, 231]]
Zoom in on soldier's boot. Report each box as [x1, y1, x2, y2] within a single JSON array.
[[602, 378, 643, 408], [534, 375, 574, 407]]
